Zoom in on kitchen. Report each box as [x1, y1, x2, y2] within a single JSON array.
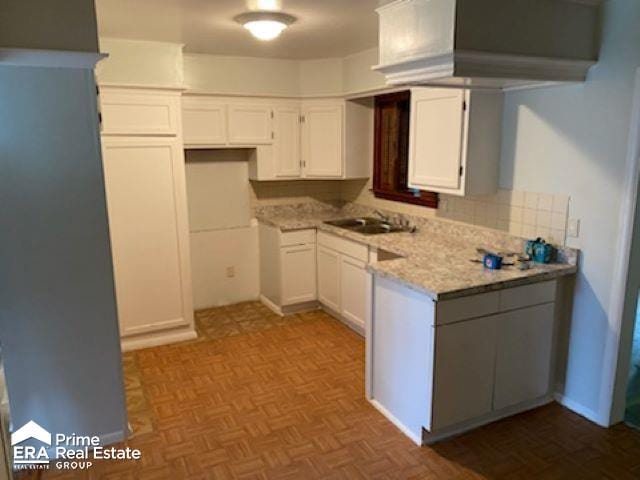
[[3, 0, 640, 478]]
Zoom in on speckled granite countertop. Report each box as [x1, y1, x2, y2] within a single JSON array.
[[256, 202, 578, 301]]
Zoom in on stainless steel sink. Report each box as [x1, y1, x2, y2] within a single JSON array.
[[324, 217, 385, 228], [324, 218, 412, 235]]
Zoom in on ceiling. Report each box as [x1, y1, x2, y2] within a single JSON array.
[[95, 0, 387, 59]]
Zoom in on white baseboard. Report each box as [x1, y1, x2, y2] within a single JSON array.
[[259, 295, 283, 316], [282, 301, 320, 316], [121, 328, 197, 352], [369, 399, 422, 446], [320, 305, 365, 337], [553, 392, 606, 427], [260, 295, 320, 317]]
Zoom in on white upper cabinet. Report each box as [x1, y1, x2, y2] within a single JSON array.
[[228, 103, 273, 145], [301, 102, 344, 178], [182, 98, 227, 146], [409, 89, 465, 192], [181, 96, 273, 148], [273, 106, 302, 178], [183, 95, 371, 182], [100, 87, 180, 136], [408, 87, 503, 197]]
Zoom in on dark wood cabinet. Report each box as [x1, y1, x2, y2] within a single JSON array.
[[372, 91, 438, 208]]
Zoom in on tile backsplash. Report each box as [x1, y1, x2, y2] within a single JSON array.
[[437, 189, 570, 245]]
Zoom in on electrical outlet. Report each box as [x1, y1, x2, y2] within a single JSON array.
[[567, 218, 580, 238], [226, 266, 235, 278]]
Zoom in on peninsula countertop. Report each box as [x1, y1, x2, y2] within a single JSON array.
[[256, 204, 578, 301]]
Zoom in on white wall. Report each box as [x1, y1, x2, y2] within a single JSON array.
[[183, 53, 300, 96], [500, 0, 640, 424], [299, 58, 343, 96], [97, 38, 184, 86], [342, 48, 386, 95], [0, 66, 127, 442], [99, 38, 385, 97]]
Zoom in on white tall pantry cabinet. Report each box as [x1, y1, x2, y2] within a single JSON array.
[[99, 86, 196, 351]]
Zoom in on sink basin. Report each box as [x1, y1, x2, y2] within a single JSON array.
[[355, 224, 393, 235], [324, 217, 385, 228], [324, 218, 411, 235]]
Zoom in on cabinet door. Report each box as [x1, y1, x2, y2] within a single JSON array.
[[274, 106, 301, 178], [281, 244, 317, 305], [101, 138, 193, 337], [432, 315, 497, 430], [494, 303, 555, 410], [302, 104, 343, 178], [228, 104, 273, 145], [100, 89, 180, 136], [317, 245, 341, 312], [182, 99, 227, 146], [340, 255, 368, 328], [408, 88, 466, 193]]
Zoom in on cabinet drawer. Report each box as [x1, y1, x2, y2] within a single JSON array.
[[317, 230, 368, 263], [279, 229, 316, 247], [100, 89, 179, 136], [436, 291, 500, 325], [499, 281, 556, 311]]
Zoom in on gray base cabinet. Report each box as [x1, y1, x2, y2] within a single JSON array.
[[369, 276, 558, 445]]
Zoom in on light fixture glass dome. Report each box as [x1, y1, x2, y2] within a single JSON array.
[[234, 11, 296, 42], [243, 20, 287, 41]]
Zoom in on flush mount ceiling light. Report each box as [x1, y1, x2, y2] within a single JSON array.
[[234, 11, 296, 41]]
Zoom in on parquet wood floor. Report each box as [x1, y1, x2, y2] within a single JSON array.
[[34, 303, 640, 479]]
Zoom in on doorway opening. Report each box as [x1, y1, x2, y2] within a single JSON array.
[[625, 291, 640, 428]]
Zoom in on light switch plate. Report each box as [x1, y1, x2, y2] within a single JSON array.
[[567, 218, 580, 238]]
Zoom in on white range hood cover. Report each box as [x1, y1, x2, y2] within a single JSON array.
[[374, 0, 602, 90]]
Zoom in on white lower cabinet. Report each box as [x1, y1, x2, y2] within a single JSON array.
[[431, 315, 497, 430], [259, 224, 317, 314], [317, 245, 341, 312], [317, 231, 371, 332], [493, 303, 555, 410], [281, 243, 317, 305], [370, 276, 558, 445], [339, 255, 368, 328]]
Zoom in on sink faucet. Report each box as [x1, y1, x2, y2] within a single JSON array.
[[373, 210, 390, 222]]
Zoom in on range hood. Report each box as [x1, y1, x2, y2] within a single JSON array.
[[373, 0, 602, 90]]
